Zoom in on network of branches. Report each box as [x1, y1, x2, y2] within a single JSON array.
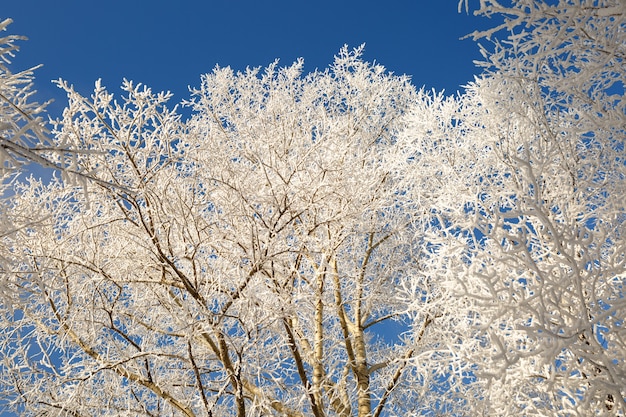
[[0, 1, 624, 416]]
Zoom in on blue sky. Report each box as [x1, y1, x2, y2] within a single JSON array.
[[3, 1, 493, 119]]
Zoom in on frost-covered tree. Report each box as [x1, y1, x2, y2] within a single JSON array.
[[0, 18, 121, 318], [0, 18, 48, 175], [4, 1, 623, 415], [0, 47, 482, 416], [0, 18, 55, 307], [416, 1, 626, 414]]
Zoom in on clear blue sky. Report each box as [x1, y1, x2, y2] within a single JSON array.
[[3, 1, 492, 118]]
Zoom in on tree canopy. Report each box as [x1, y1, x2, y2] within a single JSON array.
[[1, 1, 624, 416]]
